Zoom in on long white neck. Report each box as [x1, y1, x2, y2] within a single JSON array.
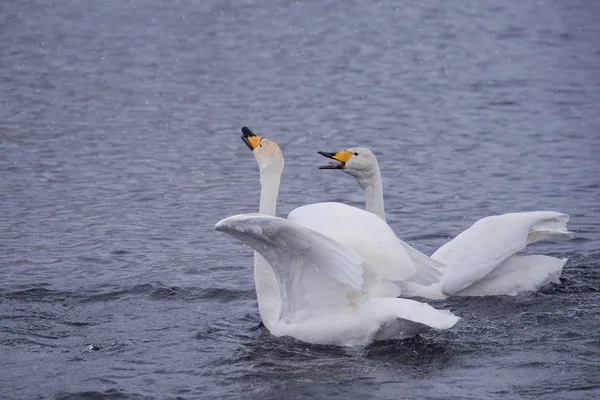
[[254, 160, 283, 330], [258, 164, 281, 216], [355, 164, 386, 221]]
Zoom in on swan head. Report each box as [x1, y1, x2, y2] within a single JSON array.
[[318, 147, 378, 178], [241, 127, 284, 171]]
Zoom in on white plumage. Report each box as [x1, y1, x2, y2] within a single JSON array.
[[216, 214, 459, 346], [215, 128, 459, 345]]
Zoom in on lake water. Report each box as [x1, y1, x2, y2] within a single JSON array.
[[1, 0, 599, 399]]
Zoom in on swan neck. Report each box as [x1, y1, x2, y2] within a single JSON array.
[[258, 164, 281, 216], [356, 166, 386, 221]]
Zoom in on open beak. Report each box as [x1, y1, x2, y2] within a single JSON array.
[[241, 127, 262, 151], [318, 150, 353, 169]]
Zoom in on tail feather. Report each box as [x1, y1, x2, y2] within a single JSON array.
[[367, 297, 460, 341]]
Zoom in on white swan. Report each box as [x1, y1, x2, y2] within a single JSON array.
[[318, 147, 572, 299], [214, 127, 460, 345], [239, 127, 445, 301], [215, 214, 459, 346]]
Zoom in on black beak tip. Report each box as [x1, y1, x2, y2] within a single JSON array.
[[241, 126, 256, 138], [318, 151, 336, 159]]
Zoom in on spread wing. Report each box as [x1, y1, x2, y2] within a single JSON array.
[[215, 214, 366, 324], [433, 211, 571, 295]]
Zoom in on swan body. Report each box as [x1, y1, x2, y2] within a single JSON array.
[[216, 214, 459, 345], [455, 255, 566, 297], [319, 147, 572, 298]]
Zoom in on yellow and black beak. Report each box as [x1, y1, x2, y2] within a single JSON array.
[[241, 127, 262, 151], [318, 150, 353, 169]]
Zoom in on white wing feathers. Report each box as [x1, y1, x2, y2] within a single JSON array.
[[399, 241, 445, 285], [215, 214, 365, 323], [436, 211, 572, 296], [526, 211, 572, 243], [288, 202, 443, 287]]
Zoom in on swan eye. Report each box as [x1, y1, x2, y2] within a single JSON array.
[[354, 152, 359, 156]]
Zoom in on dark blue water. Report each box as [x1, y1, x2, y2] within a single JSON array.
[[1, 0, 599, 398]]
